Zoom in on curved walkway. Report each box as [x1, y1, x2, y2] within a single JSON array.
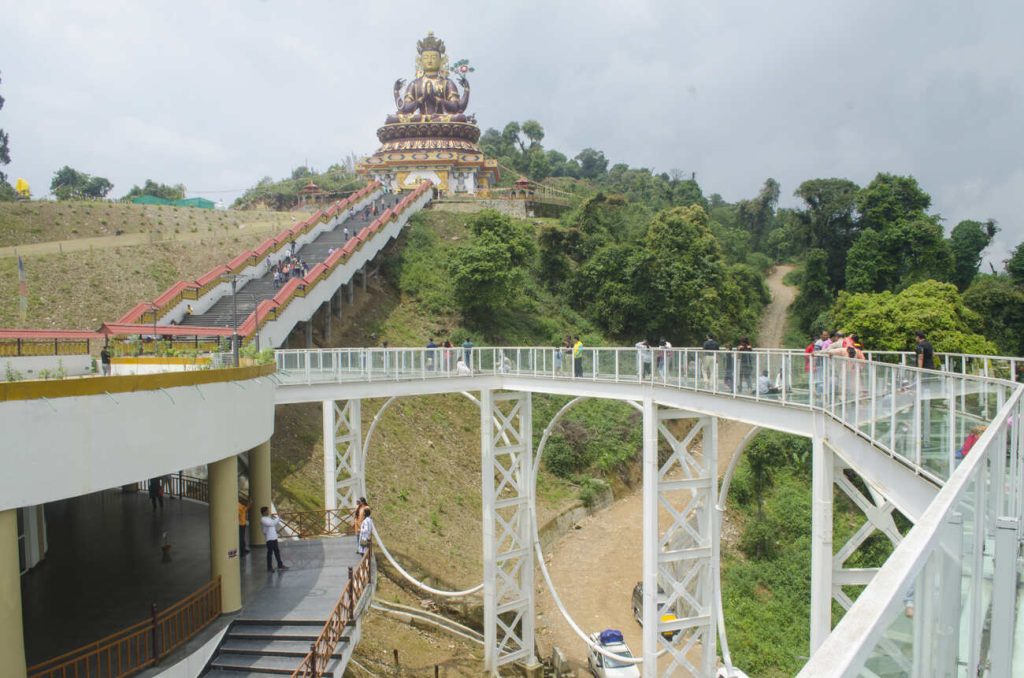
[[272, 345, 1024, 676]]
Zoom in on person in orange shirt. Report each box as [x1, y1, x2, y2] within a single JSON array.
[[237, 499, 250, 556]]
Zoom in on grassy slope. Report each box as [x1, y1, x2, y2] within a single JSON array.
[[269, 209, 581, 587], [0, 199, 293, 247], [0, 201, 295, 329]]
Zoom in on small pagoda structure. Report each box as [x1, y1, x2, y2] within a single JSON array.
[[297, 180, 324, 208], [357, 32, 499, 194]]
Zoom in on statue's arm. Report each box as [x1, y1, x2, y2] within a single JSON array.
[[394, 79, 419, 113], [443, 77, 470, 112]]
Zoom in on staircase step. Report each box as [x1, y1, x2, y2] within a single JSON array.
[[220, 638, 346, 657], [209, 654, 331, 675]]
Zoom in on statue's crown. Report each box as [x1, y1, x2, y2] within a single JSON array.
[[417, 31, 446, 55]]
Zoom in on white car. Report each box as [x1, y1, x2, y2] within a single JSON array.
[[587, 630, 641, 678]]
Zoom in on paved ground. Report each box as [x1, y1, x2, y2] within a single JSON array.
[[534, 265, 797, 669], [21, 487, 360, 667]]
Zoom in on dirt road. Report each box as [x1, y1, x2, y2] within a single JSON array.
[[534, 265, 796, 669]]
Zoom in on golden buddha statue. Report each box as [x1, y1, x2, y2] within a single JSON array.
[[387, 32, 471, 124]]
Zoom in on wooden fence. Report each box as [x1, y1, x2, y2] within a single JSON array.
[[28, 577, 222, 678]]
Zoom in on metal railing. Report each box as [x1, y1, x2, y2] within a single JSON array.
[[277, 508, 354, 538], [274, 345, 1024, 675], [27, 577, 222, 678], [292, 545, 374, 678]]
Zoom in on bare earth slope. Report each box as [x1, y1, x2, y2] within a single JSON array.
[[535, 264, 796, 667]]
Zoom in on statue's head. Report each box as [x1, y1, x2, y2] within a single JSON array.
[[416, 31, 447, 74]]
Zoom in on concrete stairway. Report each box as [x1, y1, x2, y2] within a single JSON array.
[[202, 619, 350, 676], [180, 194, 401, 330]]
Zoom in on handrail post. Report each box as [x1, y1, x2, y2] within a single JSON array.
[[347, 566, 356, 618], [150, 602, 159, 661]]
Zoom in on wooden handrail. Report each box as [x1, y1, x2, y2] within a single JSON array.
[[27, 577, 222, 678], [291, 546, 374, 677], [276, 508, 354, 538]]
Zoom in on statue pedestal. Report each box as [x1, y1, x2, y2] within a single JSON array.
[[357, 121, 499, 195]]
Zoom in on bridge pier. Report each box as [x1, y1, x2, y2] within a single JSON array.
[[321, 302, 332, 343], [322, 400, 364, 517], [809, 426, 833, 654], [0, 510, 26, 678], [305, 320, 313, 349], [480, 389, 536, 673], [642, 401, 717, 677]]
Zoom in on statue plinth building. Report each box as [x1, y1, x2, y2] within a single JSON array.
[[357, 32, 499, 194]]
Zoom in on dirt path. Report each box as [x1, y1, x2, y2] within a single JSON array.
[[534, 265, 796, 669]]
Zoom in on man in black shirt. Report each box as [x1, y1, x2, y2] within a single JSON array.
[[915, 331, 935, 370], [701, 334, 720, 385]]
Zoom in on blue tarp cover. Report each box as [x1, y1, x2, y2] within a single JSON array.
[[599, 629, 624, 645]]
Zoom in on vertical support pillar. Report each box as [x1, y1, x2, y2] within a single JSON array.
[[810, 425, 834, 653], [348, 279, 354, 305], [480, 389, 497, 673], [361, 264, 367, 292], [0, 510, 26, 678], [209, 456, 242, 613], [322, 302, 332, 343], [640, 397, 658, 678], [323, 401, 338, 513], [480, 390, 534, 673], [323, 400, 363, 512], [305, 320, 313, 349], [248, 440, 271, 547]]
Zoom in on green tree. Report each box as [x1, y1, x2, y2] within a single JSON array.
[[575, 148, 608, 180], [122, 179, 186, 201], [962, 274, 1024, 356], [845, 217, 952, 292], [449, 210, 535, 320], [1007, 242, 1024, 287], [829, 280, 996, 353], [792, 249, 834, 333], [51, 165, 110, 200], [0, 71, 10, 198], [948, 219, 998, 290], [291, 166, 313, 180], [792, 178, 861, 289], [856, 172, 932, 232], [736, 178, 780, 251], [520, 120, 544, 147]]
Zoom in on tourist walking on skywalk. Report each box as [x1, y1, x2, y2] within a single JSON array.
[[148, 477, 164, 512], [701, 334, 719, 385], [260, 506, 289, 572], [635, 339, 652, 378], [572, 336, 584, 377], [357, 508, 374, 556], [462, 336, 474, 369], [238, 499, 250, 556]]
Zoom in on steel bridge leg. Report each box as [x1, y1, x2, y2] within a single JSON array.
[[481, 389, 536, 673], [322, 400, 363, 520], [642, 399, 717, 677]]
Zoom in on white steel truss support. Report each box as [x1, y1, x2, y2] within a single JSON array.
[[642, 399, 717, 677], [481, 389, 536, 673], [831, 466, 904, 610], [322, 399, 363, 514]]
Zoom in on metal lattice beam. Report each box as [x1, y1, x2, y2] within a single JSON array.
[[481, 390, 536, 672], [322, 399, 363, 513]]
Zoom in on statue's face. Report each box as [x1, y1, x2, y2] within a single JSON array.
[[421, 50, 441, 72]]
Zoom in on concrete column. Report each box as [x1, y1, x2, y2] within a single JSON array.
[[0, 510, 26, 678], [209, 456, 242, 613], [304, 320, 313, 349], [336, 286, 344, 319], [809, 428, 833, 653], [348, 279, 354, 305], [361, 265, 367, 292], [248, 440, 271, 547], [322, 302, 332, 342]]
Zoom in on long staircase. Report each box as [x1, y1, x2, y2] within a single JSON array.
[[203, 620, 351, 677], [180, 194, 400, 329]]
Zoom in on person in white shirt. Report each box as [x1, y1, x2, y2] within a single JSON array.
[[456, 357, 472, 376], [260, 506, 288, 572], [635, 339, 651, 378], [757, 370, 781, 395], [357, 508, 375, 556]]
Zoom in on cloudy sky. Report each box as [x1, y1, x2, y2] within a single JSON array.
[[2, 0, 1021, 263]]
